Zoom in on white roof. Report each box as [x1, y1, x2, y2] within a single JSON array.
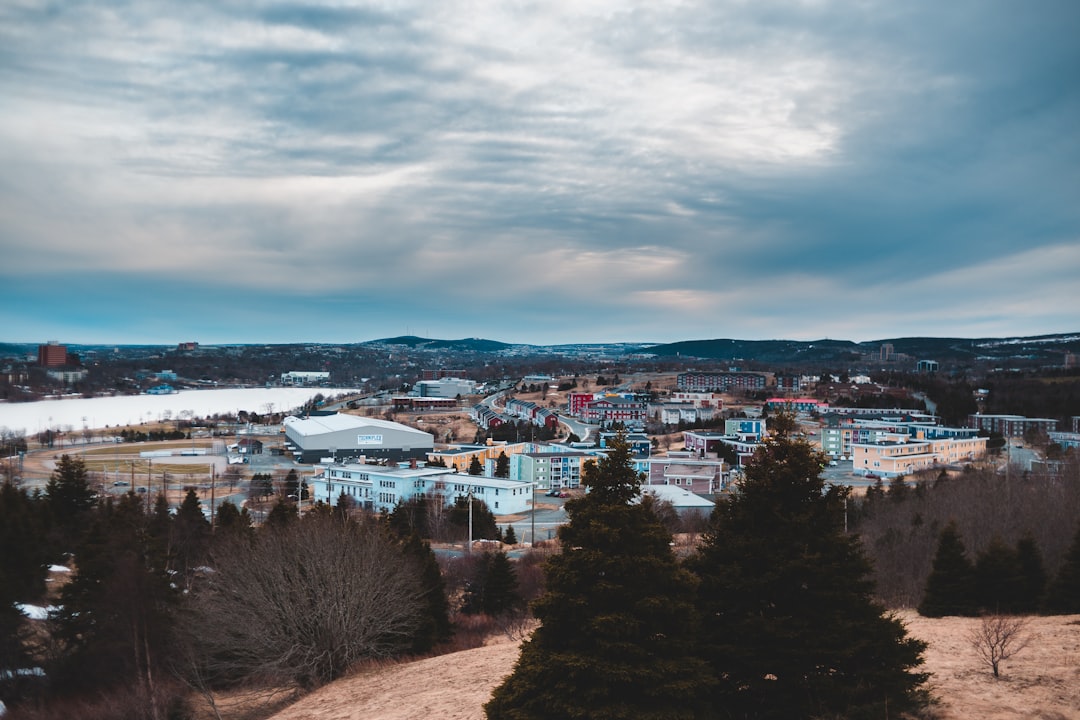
[[640, 484, 715, 509], [284, 413, 430, 438]]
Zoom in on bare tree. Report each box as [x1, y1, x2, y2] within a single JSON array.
[[185, 514, 424, 689], [968, 614, 1032, 678]]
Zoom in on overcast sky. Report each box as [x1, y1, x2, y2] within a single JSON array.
[[2, 1, 1078, 346]]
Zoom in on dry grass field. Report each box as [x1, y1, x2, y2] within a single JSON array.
[[254, 612, 1080, 720]]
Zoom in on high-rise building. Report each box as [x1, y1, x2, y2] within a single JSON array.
[[37, 341, 68, 367]]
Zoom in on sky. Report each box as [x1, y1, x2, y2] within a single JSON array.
[[1, 1, 1078, 347]]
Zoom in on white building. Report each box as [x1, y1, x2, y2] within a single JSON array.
[[310, 461, 534, 515], [280, 371, 331, 385], [414, 378, 477, 398], [283, 413, 433, 464]]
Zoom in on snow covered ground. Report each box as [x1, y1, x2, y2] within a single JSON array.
[[0, 387, 363, 435]]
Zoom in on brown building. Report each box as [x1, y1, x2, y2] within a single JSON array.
[[37, 341, 68, 367]]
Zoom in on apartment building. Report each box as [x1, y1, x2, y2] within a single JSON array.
[[311, 462, 534, 515], [966, 414, 1059, 437], [852, 435, 987, 478], [677, 371, 767, 393]]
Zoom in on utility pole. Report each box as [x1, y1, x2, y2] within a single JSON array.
[[467, 486, 473, 555], [210, 464, 216, 531]]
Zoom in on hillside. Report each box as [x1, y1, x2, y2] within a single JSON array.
[[264, 612, 1080, 720]]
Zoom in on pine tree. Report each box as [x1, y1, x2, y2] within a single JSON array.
[[463, 550, 521, 617], [887, 474, 910, 503], [482, 551, 520, 616], [389, 496, 430, 539], [401, 532, 452, 653], [503, 524, 518, 545], [1043, 523, 1080, 614], [51, 494, 175, 698], [974, 536, 1025, 614], [0, 481, 50, 701], [1014, 533, 1047, 614], [485, 434, 713, 720], [214, 500, 253, 541], [172, 489, 210, 581], [495, 451, 510, 478], [468, 455, 484, 476], [449, 496, 497, 540], [264, 496, 298, 530], [691, 421, 928, 720], [919, 521, 977, 617], [44, 454, 96, 547]]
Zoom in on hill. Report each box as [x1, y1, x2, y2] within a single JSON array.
[[263, 612, 1080, 720], [367, 336, 517, 353], [643, 332, 1080, 364]]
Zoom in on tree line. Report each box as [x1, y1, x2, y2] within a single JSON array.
[[0, 456, 537, 719], [851, 460, 1080, 609]]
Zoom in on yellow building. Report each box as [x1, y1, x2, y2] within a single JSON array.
[[853, 435, 987, 478], [428, 441, 532, 473]]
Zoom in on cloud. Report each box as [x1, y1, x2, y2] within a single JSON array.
[[1, 0, 1078, 344]]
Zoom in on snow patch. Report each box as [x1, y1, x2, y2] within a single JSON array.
[[15, 604, 57, 620]]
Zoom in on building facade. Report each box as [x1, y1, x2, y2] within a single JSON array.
[[966, 414, 1059, 437], [852, 435, 988, 478], [677, 372, 767, 393], [37, 341, 68, 368], [311, 462, 534, 515]]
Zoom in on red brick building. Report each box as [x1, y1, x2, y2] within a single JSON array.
[[37, 342, 68, 367]]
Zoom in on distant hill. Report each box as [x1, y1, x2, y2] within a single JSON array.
[[641, 338, 862, 364], [3, 332, 1077, 366], [367, 336, 515, 353], [643, 333, 1080, 364]]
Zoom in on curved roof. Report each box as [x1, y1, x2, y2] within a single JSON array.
[[284, 412, 431, 438]]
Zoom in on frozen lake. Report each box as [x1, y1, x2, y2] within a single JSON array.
[[0, 387, 364, 434]]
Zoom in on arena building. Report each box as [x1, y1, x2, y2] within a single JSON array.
[[282, 412, 434, 464]]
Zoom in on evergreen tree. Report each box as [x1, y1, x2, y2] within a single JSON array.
[[389, 495, 430, 539], [264, 496, 298, 530], [974, 536, 1025, 614], [463, 550, 521, 617], [485, 435, 713, 720], [919, 521, 977, 617], [214, 499, 254, 540], [495, 451, 510, 478], [334, 490, 355, 520], [1043, 523, 1080, 614], [1014, 533, 1047, 614], [44, 454, 96, 547], [0, 481, 51, 603], [449, 496, 497, 540], [887, 475, 910, 503], [503, 524, 518, 545], [691, 421, 928, 720], [468, 455, 484, 476], [172, 489, 210, 581], [51, 494, 176, 699], [481, 550, 520, 616], [0, 482, 50, 702], [401, 532, 452, 653]]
